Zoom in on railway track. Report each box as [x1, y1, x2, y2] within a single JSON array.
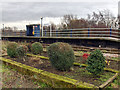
[[2, 39, 119, 54], [42, 44, 119, 54]]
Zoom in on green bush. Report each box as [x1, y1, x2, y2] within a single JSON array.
[[31, 42, 43, 55], [26, 43, 32, 52], [86, 49, 106, 75], [47, 42, 75, 71], [16, 45, 28, 58], [7, 42, 18, 58]]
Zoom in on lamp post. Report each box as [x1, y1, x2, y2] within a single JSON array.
[[50, 24, 52, 37], [41, 17, 43, 37], [3, 24, 4, 32]]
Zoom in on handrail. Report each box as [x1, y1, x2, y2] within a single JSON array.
[[49, 28, 119, 32]]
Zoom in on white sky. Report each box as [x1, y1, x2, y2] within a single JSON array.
[[0, 0, 119, 30], [0, 0, 119, 2]]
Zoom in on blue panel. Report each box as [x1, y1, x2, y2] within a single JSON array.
[[34, 25, 40, 37], [88, 29, 90, 37], [110, 28, 112, 37], [56, 30, 58, 37], [26, 26, 29, 35], [70, 30, 72, 37]]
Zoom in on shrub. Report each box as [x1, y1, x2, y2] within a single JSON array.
[[16, 45, 28, 58], [31, 42, 43, 55], [86, 49, 106, 75], [47, 42, 75, 71], [7, 42, 18, 58], [26, 43, 32, 52]]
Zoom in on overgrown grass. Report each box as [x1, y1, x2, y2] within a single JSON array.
[[2, 64, 49, 88], [2, 41, 9, 51], [106, 75, 120, 88], [63, 67, 115, 86]]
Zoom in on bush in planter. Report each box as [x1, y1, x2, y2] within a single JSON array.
[[16, 45, 28, 58], [47, 42, 75, 71], [7, 42, 18, 58], [86, 49, 106, 75], [31, 42, 43, 55], [26, 43, 32, 52]]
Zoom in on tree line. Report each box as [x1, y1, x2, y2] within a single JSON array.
[[59, 10, 118, 30]]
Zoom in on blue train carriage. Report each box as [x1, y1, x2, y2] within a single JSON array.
[[26, 24, 41, 37]]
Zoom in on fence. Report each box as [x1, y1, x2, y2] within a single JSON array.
[[43, 28, 120, 39], [1, 28, 120, 39], [2, 30, 26, 36]]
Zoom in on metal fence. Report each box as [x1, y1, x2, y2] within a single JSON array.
[[1, 28, 120, 39], [43, 28, 120, 39], [2, 31, 26, 37]]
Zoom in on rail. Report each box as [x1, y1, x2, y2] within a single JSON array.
[[1, 31, 26, 37], [1, 28, 120, 39], [43, 28, 120, 39]]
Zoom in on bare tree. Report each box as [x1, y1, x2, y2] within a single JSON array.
[[50, 22, 57, 30], [60, 10, 118, 29], [87, 9, 117, 28], [13, 26, 18, 31], [62, 14, 77, 29]]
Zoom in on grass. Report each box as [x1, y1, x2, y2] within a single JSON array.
[[102, 50, 108, 53], [1, 64, 50, 88], [98, 72, 115, 82], [106, 75, 120, 88], [33, 81, 48, 88], [110, 57, 120, 61], [63, 67, 116, 86], [2, 41, 9, 49]]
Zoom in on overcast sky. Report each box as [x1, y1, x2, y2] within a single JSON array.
[[0, 0, 119, 30]]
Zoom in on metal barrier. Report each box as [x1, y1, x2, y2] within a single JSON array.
[[43, 28, 120, 39], [2, 31, 26, 37], [1, 28, 120, 39]]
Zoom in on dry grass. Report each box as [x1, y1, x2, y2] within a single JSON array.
[[1, 64, 49, 88]]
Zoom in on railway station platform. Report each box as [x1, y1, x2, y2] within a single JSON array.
[[1, 36, 119, 49]]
